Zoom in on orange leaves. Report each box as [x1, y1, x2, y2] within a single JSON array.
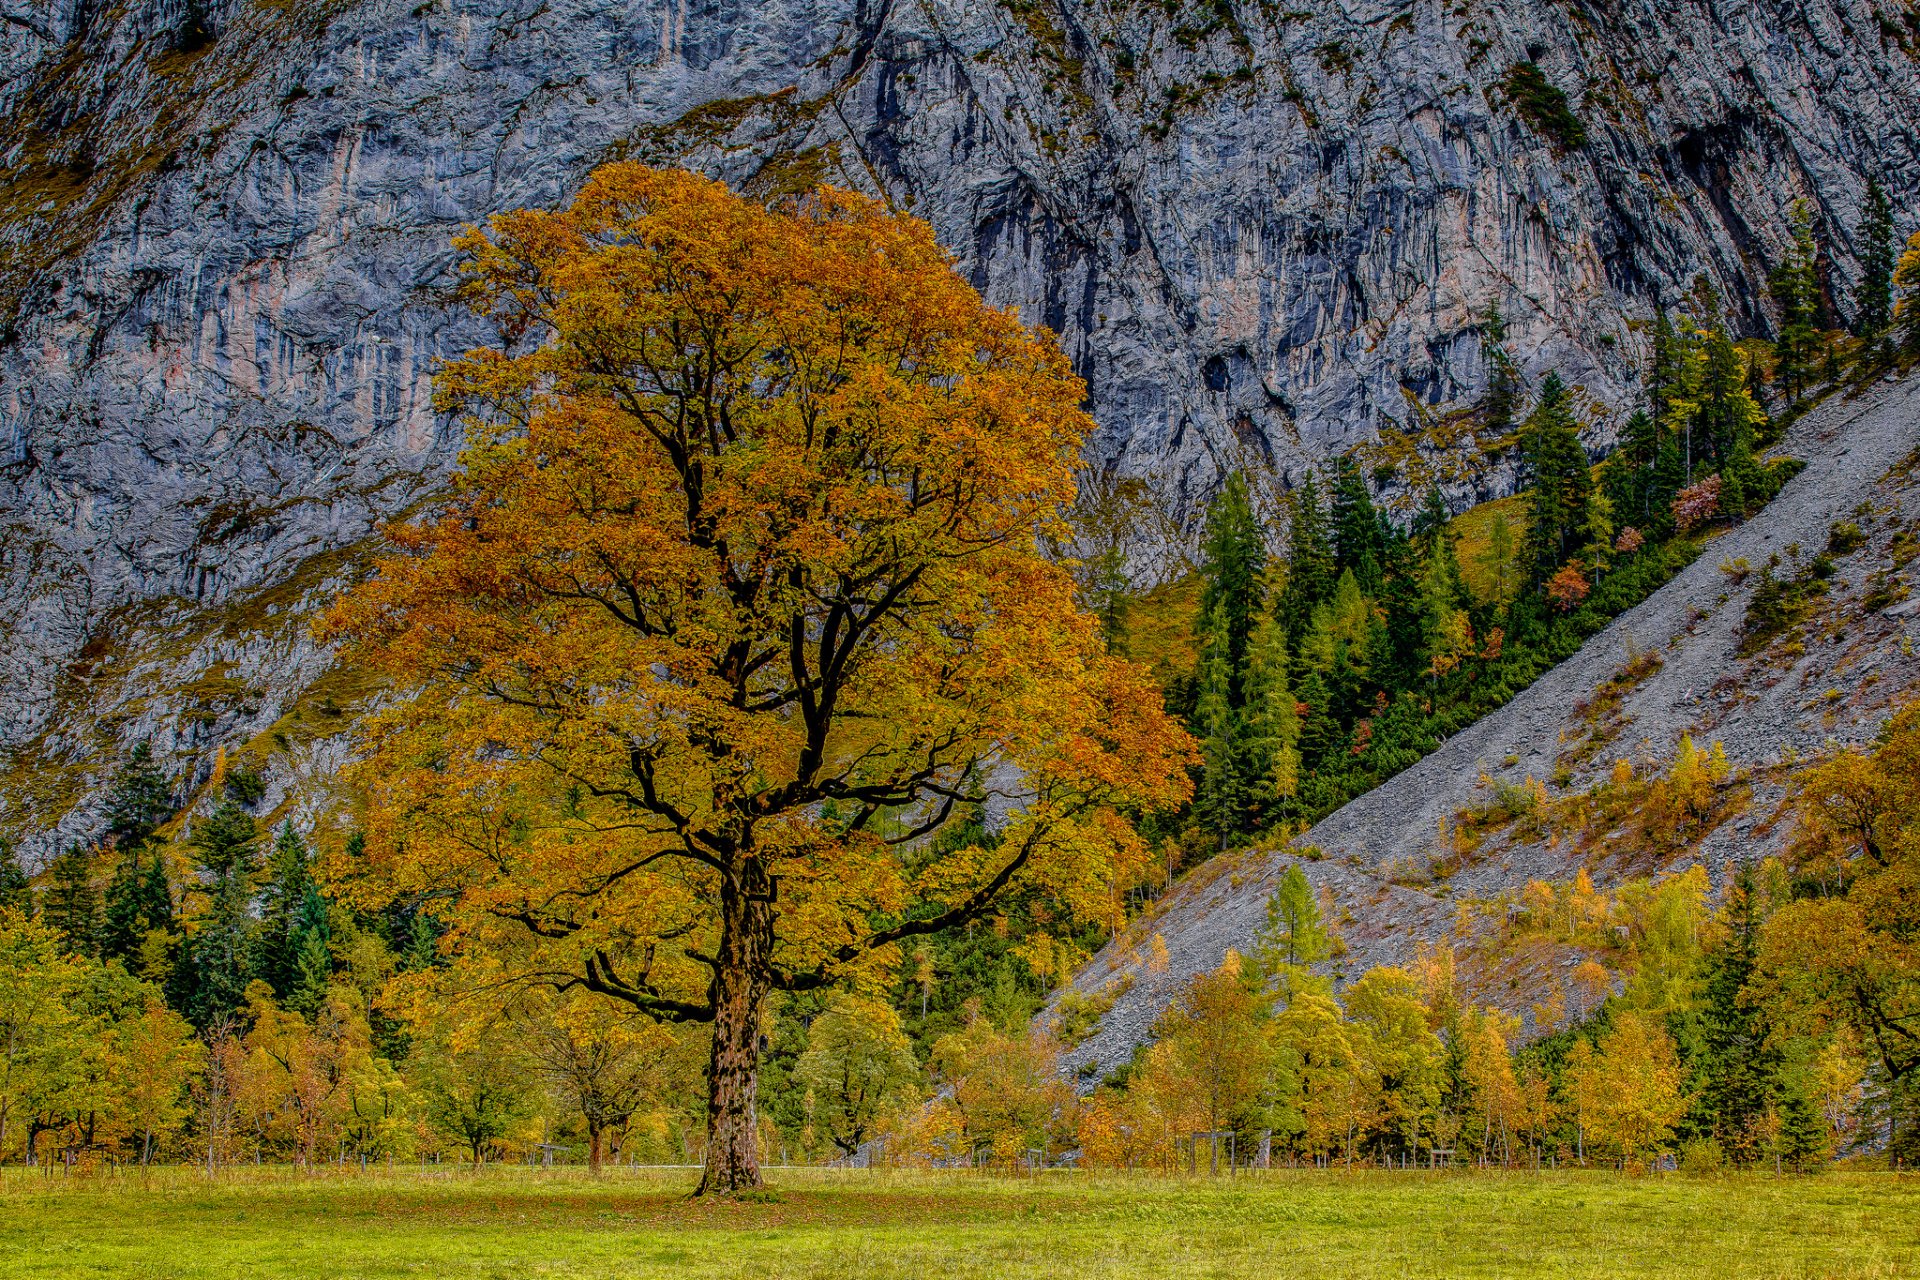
[[321, 164, 1192, 1030]]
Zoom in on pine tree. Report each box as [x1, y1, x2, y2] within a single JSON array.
[[1856, 179, 1895, 341], [1696, 326, 1765, 472], [1770, 200, 1822, 403], [0, 837, 29, 916], [1518, 373, 1592, 584], [139, 853, 174, 934], [101, 844, 147, 964], [1481, 511, 1516, 605], [44, 843, 101, 956], [1696, 863, 1779, 1164], [1293, 668, 1338, 774], [286, 884, 334, 1017], [258, 821, 314, 1000], [1649, 311, 1685, 429], [1277, 474, 1335, 643], [1411, 486, 1450, 548], [1482, 315, 1521, 438], [1197, 470, 1267, 699], [105, 742, 174, 850], [1329, 456, 1385, 592], [1773, 1078, 1828, 1171], [182, 801, 258, 1028]]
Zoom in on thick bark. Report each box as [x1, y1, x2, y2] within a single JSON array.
[[588, 1124, 603, 1177], [696, 863, 774, 1196]]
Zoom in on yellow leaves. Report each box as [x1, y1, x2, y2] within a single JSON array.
[[1565, 1009, 1688, 1166], [320, 162, 1194, 1041]]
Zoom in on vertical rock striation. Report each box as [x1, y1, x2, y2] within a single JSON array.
[[1, 0, 1915, 846]]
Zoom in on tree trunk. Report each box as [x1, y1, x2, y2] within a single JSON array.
[[588, 1124, 604, 1178], [697, 860, 774, 1196]]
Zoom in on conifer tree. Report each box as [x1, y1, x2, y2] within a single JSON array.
[[1329, 457, 1385, 592], [105, 743, 173, 850], [1695, 863, 1779, 1164], [258, 822, 314, 1000], [1857, 179, 1895, 342], [0, 837, 29, 917], [1480, 511, 1516, 605], [286, 885, 334, 1017], [1411, 486, 1450, 547], [1277, 474, 1335, 643], [181, 801, 258, 1028], [1197, 471, 1267, 697], [1517, 373, 1591, 584], [1256, 864, 1332, 977], [139, 854, 174, 935], [1482, 313, 1520, 437], [1194, 604, 1244, 844], [1695, 326, 1766, 474], [1770, 200, 1822, 402], [101, 844, 147, 964], [44, 843, 101, 956], [1242, 614, 1301, 825], [1648, 310, 1684, 429]]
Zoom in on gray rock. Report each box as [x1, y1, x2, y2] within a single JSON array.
[[2, 0, 1916, 848]]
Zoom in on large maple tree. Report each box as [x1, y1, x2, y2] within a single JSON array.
[[321, 164, 1193, 1193]]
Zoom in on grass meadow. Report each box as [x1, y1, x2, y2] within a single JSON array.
[[0, 1166, 1914, 1279]]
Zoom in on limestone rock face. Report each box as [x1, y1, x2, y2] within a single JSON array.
[[1, 0, 1914, 848]]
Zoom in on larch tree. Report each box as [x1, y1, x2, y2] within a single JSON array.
[[320, 164, 1194, 1194]]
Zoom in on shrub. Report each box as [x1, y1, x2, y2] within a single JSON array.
[[1502, 62, 1587, 149], [1679, 1136, 1726, 1175]]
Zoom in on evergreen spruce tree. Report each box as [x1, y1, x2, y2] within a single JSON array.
[[1411, 486, 1450, 549], [1517, 373, 1592, 584], [182, 800, 259, 1028], [286, 884, 334, 1017], [1329, 456, 1385, 592], [1196, 470, 1267, 698], [1770, 200, 1823, 402], [1480, 511, 1516, 605], [1482, 312, 1521, 438], [1605, 410, 1661, 528], [1293, 667, 1338, 775], [1649, 310, 1684, 429], [1277, 474, 1335, 643], [1856, 179, 1895, 342], [258, 821, 314, 999], [139, 852, 174, 934], [1696, 326, 1766, 473], [101, 844, 147, 964], [1696, 863, 1780, 1164], [0, 838, 30, 916], [44, 843, 101, 956], [1774, 1078, 1829, 1170], [105, 742, 174, 849]]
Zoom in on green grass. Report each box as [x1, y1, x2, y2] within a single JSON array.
[[1, 1167, 1914, 1278]]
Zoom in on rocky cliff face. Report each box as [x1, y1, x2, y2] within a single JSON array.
[[1, 0, 1915, 850]]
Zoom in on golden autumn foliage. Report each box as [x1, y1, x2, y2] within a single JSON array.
[[319, 164, 1194, 1192], [1756, 704, 1920, 1088], [1566, 1010, 1688, 1168]]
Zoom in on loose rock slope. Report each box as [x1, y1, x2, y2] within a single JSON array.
[[1062, 370, 1920, 1079]]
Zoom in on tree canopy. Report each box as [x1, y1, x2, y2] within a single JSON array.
[[321, 164, 1193, 1193]]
